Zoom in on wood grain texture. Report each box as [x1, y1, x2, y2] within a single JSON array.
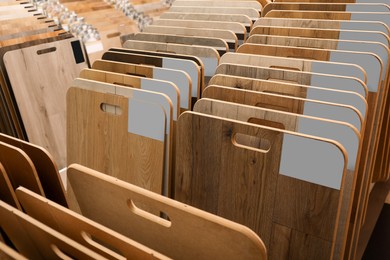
[[0, 33, 72, 140], [252, 18, 390, 35], [0, 162, 20, 210], [3, 37, 88, 169], [79, 68, 180, 118], [92, 59, 192, 110], [127, 32, 229, 52], [67, 164, 267, 260], [175, 111, 348, 259], [269, 223, 332, 260], [143, 25, 238, 50], [219, 53, 368, 98], [160, 12, 252, 31], [0, 133, 67, 207], [168, 6, 260, 19], [103, 50, 202, 100], [215, 62, 367, 115], [208, 74, 367, 118], [203, 85, 362, 135], [151, 19, 247, 40], [0, 201, 106, 259], [16, 187, 169, 260], [262, 3, 390, 16], [0, 141, 44, 196], [67, 87, 166, 195]]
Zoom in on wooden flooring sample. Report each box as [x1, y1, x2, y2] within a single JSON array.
[[0, 133, 67, 207], [67, 83, 170, 195], [0, 201, 106, 259], [0, 162, 20, 210], [67, 164, 267, 260], [3, 37, 88, 169], [175, 111, 347, 259], [0, 141, 44, 196], [16, 187, 169, 260]]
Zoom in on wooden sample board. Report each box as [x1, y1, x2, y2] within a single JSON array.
[[126, 32, 229, 55], [0, 201, 106, 259], [250, 26, 390, 48], [16, 187, 169, 260], [209, 74, 367, 122], [79, 68, 181, 119], [67, 164, 267, 260], [0, 133, 67, 207], [0, 162, 20, 210], [102, 51, 201, 102], [253, 18, 390, 36], [151, 19, 247, 41], [0, 240, 28, 260], [175, 111, 347, 259], [92, 59, 192, 110], [122, 40, 220, 81], [0, 141, 44, 196], [2, 37, 88, 169], [160, 12, 252, 33], [67, 82, 171, 196], [143, 25, 238, 50], [167, 6, 260, 21], [262, 3, 390, 16], [214, 63, 364, 131]]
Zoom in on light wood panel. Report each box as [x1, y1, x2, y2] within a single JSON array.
[[67, 164, 267, 260], [16, 187, 169, 260]]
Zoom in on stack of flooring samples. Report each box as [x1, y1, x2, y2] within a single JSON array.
[[0, 0, 389, 259]]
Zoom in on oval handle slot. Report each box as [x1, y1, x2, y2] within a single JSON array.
[[81, 232, 125, 260], [232, 133, 271, 153], [100, 103, 123, 115], [263, 90, 296, 97], [37, 47, 56, 55], [127, 199, 171, 228]]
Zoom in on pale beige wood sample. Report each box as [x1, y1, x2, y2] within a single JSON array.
[[127, 32, 229, 53], [195, 97, 361, 259], [168, 6, 260, 20], [3, 37, 88, 169], [175, 111, 348, 259], [252, 18, 390, 35], [262, 3, 390, 16], [160, 12, 252, 32], [0, 162, 20, 210], [67, 164, 267, 260], [103, 50, 202, 102], [152, 19, 247, 41], [0, 133, 68, 207], [122, 40, 219, 82], [250, 26, 390, 47], [0, 201, 107, 259], [92, 59, 192, 110], [16, 187, 170, 260], [143, 25, 238, 50], [0, 141, 45, 196], [67, 85, 169, 197]]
